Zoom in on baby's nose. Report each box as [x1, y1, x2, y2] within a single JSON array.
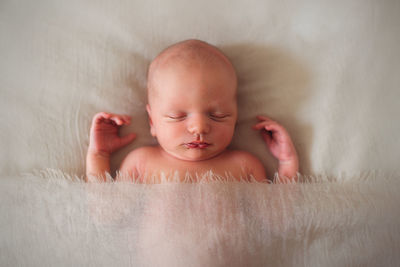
[[187, 114, 210, 135]]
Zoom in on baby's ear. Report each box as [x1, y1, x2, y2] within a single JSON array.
[[146, 104, 156, 137]]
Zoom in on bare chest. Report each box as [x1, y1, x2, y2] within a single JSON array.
[[136, 152, 248, 182]]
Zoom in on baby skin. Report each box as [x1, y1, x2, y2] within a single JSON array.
[[86, 40, 299, 183]]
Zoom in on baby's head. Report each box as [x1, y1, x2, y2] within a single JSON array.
[[146, 39, 238, 161]]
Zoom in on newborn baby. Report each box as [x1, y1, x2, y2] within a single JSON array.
[[86, 39, 298, 183]]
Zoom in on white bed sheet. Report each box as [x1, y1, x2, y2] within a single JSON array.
[[1, 0, 400, 178], [1, 0, 400, 266]]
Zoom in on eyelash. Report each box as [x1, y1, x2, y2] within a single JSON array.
[[209, 114, 228, 121], [167, 115, 186, 120], [167, 113, 229, 121]]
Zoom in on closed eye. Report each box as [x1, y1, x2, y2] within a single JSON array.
[[209, 113, 230, 121], [166, 114, 186, 121]]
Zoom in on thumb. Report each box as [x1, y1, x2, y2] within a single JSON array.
[[261, 130, 273, 147], [120, 133, 137, 147]]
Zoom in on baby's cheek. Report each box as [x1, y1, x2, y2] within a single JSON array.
[[159, 124, 183, 144], [214, 124, 235, 144]]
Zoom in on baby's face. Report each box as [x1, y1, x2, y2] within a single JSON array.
[[147, 60, 237, 161]]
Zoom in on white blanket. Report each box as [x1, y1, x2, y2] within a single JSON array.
[[1, 0, 400, 266], [1, 170, 399, 266]]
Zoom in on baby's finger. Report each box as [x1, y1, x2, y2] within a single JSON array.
[[121, 115, 132, 124], [117, 116, 132, 126], [120, 133, 137, 147], [256, 115, 275, 122], [261, 130, 274, 146], [255, 124, 286, 139], [111, 114, 131, 124], [121, 115, 131, 120], [93, 112, 108, 121], [109, 116, 124, 125], [101, 112, 112, 118], [92, 112, 111, 127], [253, 121, 277, 131], [252, 122, 266, 130]]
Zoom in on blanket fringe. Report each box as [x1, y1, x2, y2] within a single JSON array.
[[21, 168, 400, 185]]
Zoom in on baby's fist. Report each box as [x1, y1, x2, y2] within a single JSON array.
[[88, 112, 136, 156], [252, 115, 297, 163]]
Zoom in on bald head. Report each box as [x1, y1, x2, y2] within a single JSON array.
[[147, 39, 237, 102]]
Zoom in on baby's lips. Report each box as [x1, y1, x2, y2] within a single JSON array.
[[198, 143, 209, 148], [185, 142, 210, 149]]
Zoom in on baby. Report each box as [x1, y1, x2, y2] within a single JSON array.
[[86, 39, 299, 183]]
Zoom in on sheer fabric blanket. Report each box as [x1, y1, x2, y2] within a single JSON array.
[[1, 169, 399, 267]]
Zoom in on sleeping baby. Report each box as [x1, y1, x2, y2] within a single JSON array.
[[85, 39, 299, 183]]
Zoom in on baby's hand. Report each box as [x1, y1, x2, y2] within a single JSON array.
[[252, 115, 298, 164], [88, 112, 136, 156]]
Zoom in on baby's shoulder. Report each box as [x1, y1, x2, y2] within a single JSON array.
[[223, 150, 266, 181], [121, 145, 160, 163], [224, 149, 261, 164], [118, 146, 160, 175]]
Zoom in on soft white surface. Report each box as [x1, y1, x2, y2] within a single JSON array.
[[1, 0, 400, 266], [1, 170, 400, 266], [1, 0, 400, 178]]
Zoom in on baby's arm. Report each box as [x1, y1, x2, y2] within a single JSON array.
[[253, 115, 299, 181], [85, 112, 136, 182]]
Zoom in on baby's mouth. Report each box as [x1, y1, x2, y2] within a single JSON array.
[[184, 142, 210, 149]]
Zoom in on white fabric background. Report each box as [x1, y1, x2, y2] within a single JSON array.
[[1, 0, 399, 179], [1, 1, 400, 266]]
